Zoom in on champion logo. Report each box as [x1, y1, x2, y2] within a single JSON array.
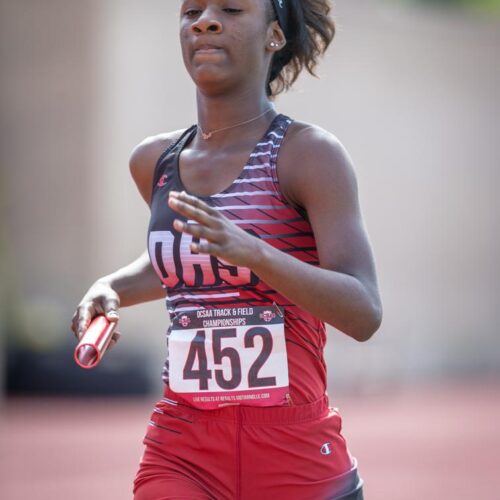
[[320, 442, 333, 456], [157, 174, 168, 187], [277, 0, 284, 7]]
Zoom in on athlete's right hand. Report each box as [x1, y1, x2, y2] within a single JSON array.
[[71, 281, 122, 349]]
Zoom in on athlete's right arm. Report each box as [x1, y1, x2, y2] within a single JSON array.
[[71, 131, 183, 343]]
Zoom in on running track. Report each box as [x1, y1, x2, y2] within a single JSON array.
[[1, 380, 499, 499]]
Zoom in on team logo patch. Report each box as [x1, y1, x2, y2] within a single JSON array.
[[157, 174, 168, 187], [179, 315, 191, 328], [320, 442, 333, 456], [259, 310, 276, 322]]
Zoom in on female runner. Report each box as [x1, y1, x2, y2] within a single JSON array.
[[72, 1, 382, 498]]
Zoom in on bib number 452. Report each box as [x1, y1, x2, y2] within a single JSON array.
[[183, 327, 276, 391]]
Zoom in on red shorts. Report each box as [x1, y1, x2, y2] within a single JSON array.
[[133, 387, 364, 500]]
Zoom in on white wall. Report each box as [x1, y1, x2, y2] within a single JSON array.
[[2, 0, 499, 393]]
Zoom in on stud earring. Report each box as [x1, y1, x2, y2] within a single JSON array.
[[270, 42, 278, 48]]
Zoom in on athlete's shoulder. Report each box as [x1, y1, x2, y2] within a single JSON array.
[[280, 119, 357, 206], [129, 128, 187, 176], [285, 119, 346, 158], [129, 129, 188, 206]]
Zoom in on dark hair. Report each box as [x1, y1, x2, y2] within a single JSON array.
[[266, 0, 336, 97]]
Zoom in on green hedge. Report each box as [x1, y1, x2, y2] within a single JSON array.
[[411, 0, 500, 14]]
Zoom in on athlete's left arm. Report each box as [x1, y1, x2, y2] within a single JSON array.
[[168, 127, 382, 342], [272, 124, 383, 341]]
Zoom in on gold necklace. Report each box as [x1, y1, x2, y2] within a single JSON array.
[[198, 106, 275, 140]]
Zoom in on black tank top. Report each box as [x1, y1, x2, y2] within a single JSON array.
[[147, 114, 328, 404]]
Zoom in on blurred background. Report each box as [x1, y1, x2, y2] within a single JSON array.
[[0, 0, 499, 499]]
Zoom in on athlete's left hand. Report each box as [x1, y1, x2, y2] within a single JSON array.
[[168, 190, 261, 268]]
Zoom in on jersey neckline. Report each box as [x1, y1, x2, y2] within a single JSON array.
[[173, 113, 285, 200]]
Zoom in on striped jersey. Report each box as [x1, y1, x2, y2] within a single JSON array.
[[147, 114, 328, 404]]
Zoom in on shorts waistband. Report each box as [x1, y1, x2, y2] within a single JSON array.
[[162, 386, 330, 425]]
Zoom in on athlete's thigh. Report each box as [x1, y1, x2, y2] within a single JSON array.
[[133, 464, 210, 500], [241, 407, 357, 499], [337, 488, 364, 500], [133, 399, 235, 500]]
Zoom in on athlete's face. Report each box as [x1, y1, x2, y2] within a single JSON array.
[[179, 0, 279, 95]]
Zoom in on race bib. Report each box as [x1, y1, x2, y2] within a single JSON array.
[[169, 306, 289, 409]]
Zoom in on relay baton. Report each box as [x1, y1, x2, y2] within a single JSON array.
[[74, 315, 117, 369]]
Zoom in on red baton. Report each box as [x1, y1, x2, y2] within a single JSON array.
[[74, 315, 116, 369]]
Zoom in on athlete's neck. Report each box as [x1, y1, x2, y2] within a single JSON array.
[[195, 88, 276, 149]]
